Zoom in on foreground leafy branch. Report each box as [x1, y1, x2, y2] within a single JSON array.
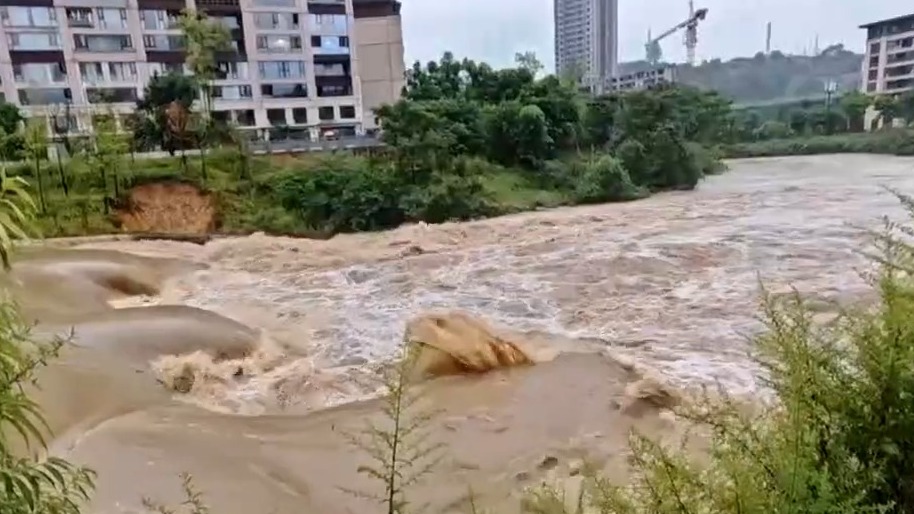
[[342, 346, 445, 514]]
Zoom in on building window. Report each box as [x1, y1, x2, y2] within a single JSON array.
[[318, 106, 334, 121], [108, 62, 138, 81], [257, 60, 306, 79], [292, 107, 307, 124], [251, 0, 294, 7], [13, 63, 66, 84], [7, 32, 60, 50], [140, 9, 180, 30], [18, 88, 71, 106], [308, 13, 347, 34], [74, 34, 133, 52], [212, 85, 252, 99], [95, 8, 128, 29], [144, 35, 184, 50], [79, 62, 105, 83], [254, 12, 298, 30], [267, 108, 286, 126], [310, 35, 349, 54], [256, 35, 301, 52], [216, 61, 248, 80], [235, 109, 255, 126], [261, 83, 307, 98], [339, 105, 356, 119], [1, 7, 57, 28]]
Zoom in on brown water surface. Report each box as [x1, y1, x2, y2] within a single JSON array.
[[17, 154, 914, 513]]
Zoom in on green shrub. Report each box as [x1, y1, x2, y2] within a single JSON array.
[[273, 154, 491, 233], [571, 155, 644, 204], [686, 142, 727, 176]]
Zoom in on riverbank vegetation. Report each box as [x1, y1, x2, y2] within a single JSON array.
[[0, 48, 735, 238], [722, 128, 914, 158]]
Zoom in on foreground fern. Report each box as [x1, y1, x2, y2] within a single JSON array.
[[0, 300, 96, 514], [525, 191, 914, 513], [343, 345, 445, 514]]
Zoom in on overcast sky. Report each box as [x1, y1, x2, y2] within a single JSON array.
[[400, 0, 909, 70]]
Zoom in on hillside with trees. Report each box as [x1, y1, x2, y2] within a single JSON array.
[[623, 44, 864, 104]]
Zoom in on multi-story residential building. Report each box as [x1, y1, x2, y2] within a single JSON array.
[[860, 12, 914, 129], [0, 0, 404, 141], [608, 65, 675, 92], [553, 0, 617, 94]]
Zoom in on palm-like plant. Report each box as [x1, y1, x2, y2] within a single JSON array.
[[0, 170, 36, 270], [0, 170, 95, 513]]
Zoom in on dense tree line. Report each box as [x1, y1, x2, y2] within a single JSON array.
[[273, 52, 731, 233]]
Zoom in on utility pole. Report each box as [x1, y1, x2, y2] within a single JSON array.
[[765, 22, 772, 54]]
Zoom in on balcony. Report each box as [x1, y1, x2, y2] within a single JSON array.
[[66, 9, 93, 28], [140, 10, 181, 31], [254, 12, 299, 30], [87, 87, 137, 103], [261, 83, 307, 98], [14, 63, 67, 86], [18, 88, 71, 106], [314, 62, 348, 76], [315, 78, 352, 97], [74, 34, 133, 52]]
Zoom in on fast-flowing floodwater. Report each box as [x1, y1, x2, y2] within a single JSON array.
[[13, 154, 914, 513]]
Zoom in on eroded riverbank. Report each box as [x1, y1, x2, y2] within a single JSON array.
[[17, 154, 914, 513]]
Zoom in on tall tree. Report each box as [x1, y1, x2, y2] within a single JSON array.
[[839, 90, 872, 132], [898, 90, 914, 127], [514, 51, 544, 77], [178, 9, 231, 183], [135, 72, 198, 157], [0, 103, 24, 161], [22, 119, 47, 213], [873, 94, 900, 128], [91, 111, 129, 200]]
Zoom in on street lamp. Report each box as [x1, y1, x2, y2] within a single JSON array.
[[824, 80, 839, 134]]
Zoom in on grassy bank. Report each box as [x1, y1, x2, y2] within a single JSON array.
[[22, 146, 720, 239], [721, 128, 914, 158]]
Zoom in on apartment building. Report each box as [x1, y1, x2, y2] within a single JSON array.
[[0, 0, 404, 140], [860, 12, 914, 129], [553, 0, 617, 94]]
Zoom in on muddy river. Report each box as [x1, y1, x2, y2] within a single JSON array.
[[10, 154, 914, 513]]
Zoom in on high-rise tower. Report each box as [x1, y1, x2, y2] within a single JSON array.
[[553, 0, 618, 92]]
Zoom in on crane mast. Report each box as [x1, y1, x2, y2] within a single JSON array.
[[645, 2, 708, 66]]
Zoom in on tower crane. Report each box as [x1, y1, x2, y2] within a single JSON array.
[[645, 1, 708, 66]]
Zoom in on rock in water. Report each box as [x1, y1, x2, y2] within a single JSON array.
[[404, 311, 533, 379]]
